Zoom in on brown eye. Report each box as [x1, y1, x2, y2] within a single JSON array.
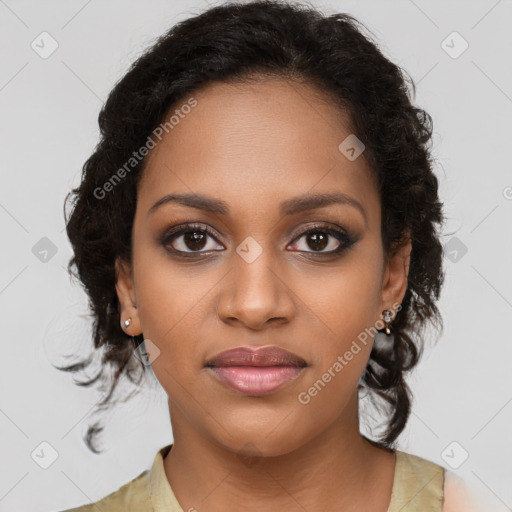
[[182, 230, 207, 251], [162, 224, 224, 254], [288, 225, 355, 255], [304, 231, 329, 251]]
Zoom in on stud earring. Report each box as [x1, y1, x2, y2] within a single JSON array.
[[382, 309, 393, 335], [122, 317, 132, 329]]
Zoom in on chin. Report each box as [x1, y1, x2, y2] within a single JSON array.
[[212, 427, 308, 460]]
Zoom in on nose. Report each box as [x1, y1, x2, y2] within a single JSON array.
[[215, 247, 296, 330]]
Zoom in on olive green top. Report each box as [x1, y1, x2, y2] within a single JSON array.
[[60, 444, 444, 511]]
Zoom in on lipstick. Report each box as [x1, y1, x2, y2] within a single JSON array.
[[205, 346, 306, 396]]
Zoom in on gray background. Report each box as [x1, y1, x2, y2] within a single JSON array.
[[1, 0, 511, 510]]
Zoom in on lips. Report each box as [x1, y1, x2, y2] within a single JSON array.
[[205, 346, 307, 368], [205, 346, 307, 396]]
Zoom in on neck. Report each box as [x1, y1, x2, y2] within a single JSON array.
[[163, 392, 396, 512]]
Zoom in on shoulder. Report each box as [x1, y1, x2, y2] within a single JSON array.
[[56, 443, 174, 512], [392, 451, 490, 512], [388, 450, 445, 512], [396, 450, 445, 473], [57, 469, 152, 512], [395, 449, 446, 486]]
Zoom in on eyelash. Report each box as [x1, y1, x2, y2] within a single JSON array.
[[159, 222, 356, 259]]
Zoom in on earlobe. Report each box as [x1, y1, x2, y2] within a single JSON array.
[[115, 257, 142, 336]]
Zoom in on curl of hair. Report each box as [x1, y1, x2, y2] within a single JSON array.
[[61, 0, 445, 452]]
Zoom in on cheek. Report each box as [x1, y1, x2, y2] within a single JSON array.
[[298, 337, 373, 411], [132, 231, 213, 325], [131, 247, 212, 374], [291, 257, 383, 346], [291, 320, 375, 445], [289, 260, 381, 408]]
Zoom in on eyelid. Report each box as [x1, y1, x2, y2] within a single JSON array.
[[287, 223, 354, 252], [160, 221, 356, 258], [161, 222, 225, 247], [290, 222, 349, 240]]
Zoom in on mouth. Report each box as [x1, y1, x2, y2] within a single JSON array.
[[205, 346, 307, 396]]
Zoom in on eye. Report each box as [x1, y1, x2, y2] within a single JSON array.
[[160, 222, 356, 258], [288, 224, 354, 254], [161, 223, 224, 254]]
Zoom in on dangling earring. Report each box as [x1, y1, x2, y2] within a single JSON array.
[[122, 317, 132, 329], [382, 309, 393, 335]]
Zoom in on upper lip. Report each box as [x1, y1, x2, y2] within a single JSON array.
[[205, 346, 307, 368]]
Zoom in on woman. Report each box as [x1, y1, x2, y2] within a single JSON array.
[[58, 1, 485, 510]]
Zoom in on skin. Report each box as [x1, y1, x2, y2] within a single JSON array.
[[115, 77, 412, 511]]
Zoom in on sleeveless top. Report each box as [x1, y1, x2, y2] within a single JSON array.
[[59, 444, 445, 511]]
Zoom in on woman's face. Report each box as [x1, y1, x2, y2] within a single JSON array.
[[116, 78, 410, 457]]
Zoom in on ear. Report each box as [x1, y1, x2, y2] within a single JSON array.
[[379, 232, 412, 320], [115, 257, 142, 336]]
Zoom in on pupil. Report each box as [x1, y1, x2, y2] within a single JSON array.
[[185, 231, 206, 250], [181, 231, 331, 252], [308, 232, 328, 251]]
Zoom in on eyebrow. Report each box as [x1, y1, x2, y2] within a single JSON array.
[[148, 191, 367, 225]]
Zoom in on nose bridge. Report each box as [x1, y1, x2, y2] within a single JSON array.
[[217, 239, 294, 328]]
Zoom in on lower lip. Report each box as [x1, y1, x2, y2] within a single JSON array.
[[207, 366, 304, 396]]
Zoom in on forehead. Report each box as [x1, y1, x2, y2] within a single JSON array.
[[138, 77, 378, 220]]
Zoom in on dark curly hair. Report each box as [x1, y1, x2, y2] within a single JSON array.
[[60, 0, 445, 453]]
